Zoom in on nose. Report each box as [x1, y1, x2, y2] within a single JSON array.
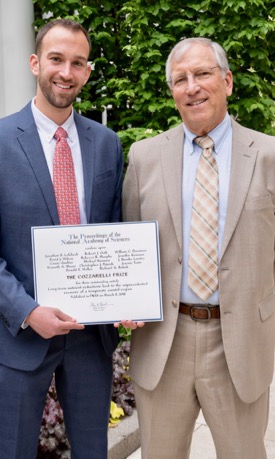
[[59, 63, 73, 80], [185, 76, 200, 95]]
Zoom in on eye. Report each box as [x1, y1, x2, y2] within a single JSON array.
[[73, 61, 85, 67], [50, 56, 61, 63], [174, 75, 187, 86], [196, 71, 211, 78]]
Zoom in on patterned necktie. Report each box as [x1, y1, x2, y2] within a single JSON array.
[[53, 127, 80, 225], [188, 135, 219, 301]]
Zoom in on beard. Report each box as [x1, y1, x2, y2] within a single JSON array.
[[38, 75, 78, 109]]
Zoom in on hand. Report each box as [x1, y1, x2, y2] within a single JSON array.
[[114, 320, 145, 330], [25, 306, 85, 339]]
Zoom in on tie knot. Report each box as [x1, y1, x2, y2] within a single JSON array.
[[194, 135, 214, 158], [54, 126, 68, 141]]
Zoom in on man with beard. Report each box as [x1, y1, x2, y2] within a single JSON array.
[[0, 19, 123, 459]]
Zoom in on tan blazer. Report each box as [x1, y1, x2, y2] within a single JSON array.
[[122, 119, 275, 404]]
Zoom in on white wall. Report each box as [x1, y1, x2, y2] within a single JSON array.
[[0, 0, 36, 118]]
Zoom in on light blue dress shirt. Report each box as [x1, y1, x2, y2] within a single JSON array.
[[180, 113, 232, 304], [31, 99, 87, 224]]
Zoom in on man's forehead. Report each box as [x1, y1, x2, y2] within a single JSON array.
[[40, 27, 89, 57], [42, 26, 88, 47], [173, 46, 216, 68]]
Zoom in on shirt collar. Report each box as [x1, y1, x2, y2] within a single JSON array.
[[182, 112, 231, 155], [31, 98, 75, 143]]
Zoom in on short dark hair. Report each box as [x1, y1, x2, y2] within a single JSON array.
[[35, 19, 91, 57]]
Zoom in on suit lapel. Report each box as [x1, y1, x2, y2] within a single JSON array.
[[221, 120, 258, 258], [160, 125, 183, 249], [74, 114, 94, 223], [16, 106, 60, 224], [17, 106, 95, 225]]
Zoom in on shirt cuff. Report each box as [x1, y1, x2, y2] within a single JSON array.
[[21, 318, 29, 329]]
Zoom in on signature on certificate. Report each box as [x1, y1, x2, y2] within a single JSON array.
[[90, 301, 114, 310]]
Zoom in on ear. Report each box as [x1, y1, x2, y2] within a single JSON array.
[[84, 62, 92, 84], [29, 54, 39, 76], [225, 70, 233, 97]]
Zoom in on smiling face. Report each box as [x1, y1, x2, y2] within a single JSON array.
[[170, 43, 233, 135], [30, 26, 91, 124]]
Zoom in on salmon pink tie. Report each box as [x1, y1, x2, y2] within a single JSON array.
[[53, 127, 80, 225], [188, 135, 219, 301]]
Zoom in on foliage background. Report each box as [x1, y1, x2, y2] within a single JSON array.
[[33, 0, 275, 160]]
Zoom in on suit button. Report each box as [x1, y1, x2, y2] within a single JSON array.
[[178, 257, 182, 264], [172, 300, 178, 308]]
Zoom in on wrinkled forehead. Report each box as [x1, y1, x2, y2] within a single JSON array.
[[173, 43, 216, 65]]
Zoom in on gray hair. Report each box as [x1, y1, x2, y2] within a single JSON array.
[[166, 37, 230, 89]]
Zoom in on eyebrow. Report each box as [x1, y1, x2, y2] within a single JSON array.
[[174, 66, 217, 74], [47, 51, 88, 62]]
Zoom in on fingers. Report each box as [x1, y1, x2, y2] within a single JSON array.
[[54, 310, 85, 330], [54, 309, 77, 322], [25, 306, 85, 339]]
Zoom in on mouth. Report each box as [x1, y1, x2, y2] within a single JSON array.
[[188, 99, 207, 107], [54, 82, 73, 90]]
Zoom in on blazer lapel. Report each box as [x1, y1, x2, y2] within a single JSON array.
[[17, 106, 95, 225], [74, 114, 94, 223], [160, 125, 183, 250], [221, 120, 258, 258], [16, 107, 60, 224]]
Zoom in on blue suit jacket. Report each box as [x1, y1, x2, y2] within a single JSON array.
[[0, 102, 123, 371]]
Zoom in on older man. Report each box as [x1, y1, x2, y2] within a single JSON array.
[[123, 37, 275, 458]]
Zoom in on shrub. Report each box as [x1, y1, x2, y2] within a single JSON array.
[[38, 381, 70, 458], [112, 340, 135, 416]]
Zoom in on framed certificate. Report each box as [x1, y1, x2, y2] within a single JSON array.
[[32, 221, 163, 324]]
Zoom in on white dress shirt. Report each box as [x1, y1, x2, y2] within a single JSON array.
[[31, 98, 87, 224]]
